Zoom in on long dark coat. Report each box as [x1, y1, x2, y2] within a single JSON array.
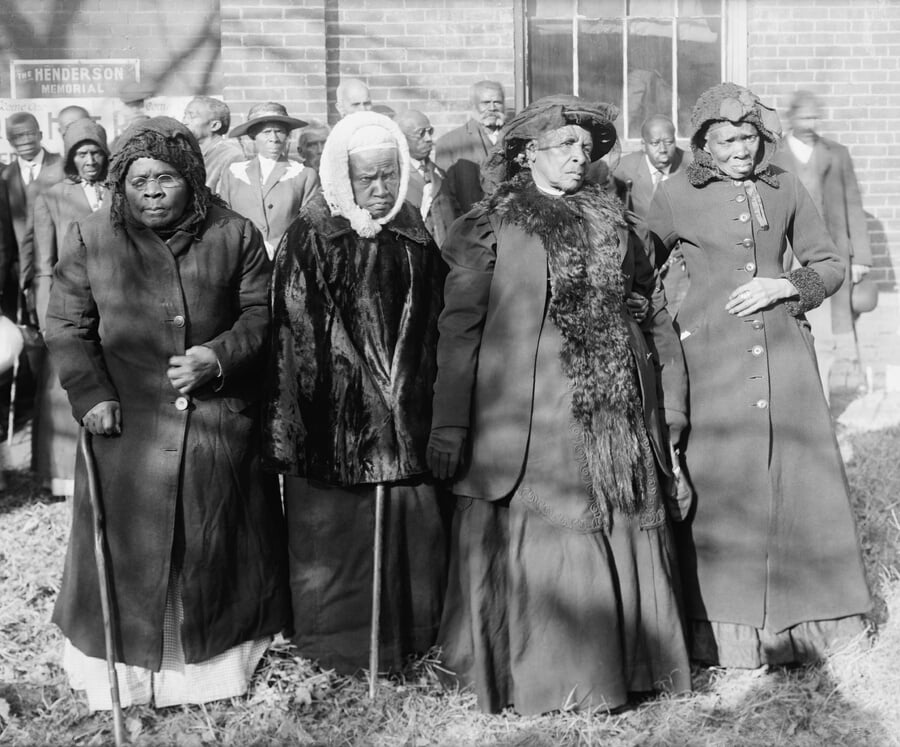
[[262, 195, 445, 485], [648, 167, 872, 633], [44, 204, 290, 671]]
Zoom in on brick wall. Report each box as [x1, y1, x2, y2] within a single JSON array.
[[323, 0, 516, 134], [747, 1, 900, 290]]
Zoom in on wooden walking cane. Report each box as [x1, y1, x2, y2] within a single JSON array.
[[368, 483, 386, 699], [79, 428, 127, 747]]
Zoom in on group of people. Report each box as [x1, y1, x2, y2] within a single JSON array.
[[0, 74, 873, 716]]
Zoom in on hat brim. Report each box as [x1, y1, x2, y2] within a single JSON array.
[[230, 114, 308, 138]]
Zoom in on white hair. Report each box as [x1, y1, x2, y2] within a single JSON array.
[[319, 111, 410, 238]]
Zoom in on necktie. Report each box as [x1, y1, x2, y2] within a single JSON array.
[[419, 159, 432, 184], [23, 162, 35, 185]]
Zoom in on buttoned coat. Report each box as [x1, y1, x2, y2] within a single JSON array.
[[648, 166, 871, 632], [434, 119, 496, 218], [771, 136, 872, 334], [0, 149, 64, 288], [613, 147, 691, 225], [45, 204, 290, 670], [218, 156, 319, 257]]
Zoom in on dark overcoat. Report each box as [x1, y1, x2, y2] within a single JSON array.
[[648, 167, 872, 632], [771, 136, 872, 334], [431, 205, 686, 503], [262, 195, 445, 486], [434, 119, 495, 218], [44, 204, 290, 671]]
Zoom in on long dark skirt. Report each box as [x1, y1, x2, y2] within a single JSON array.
[[283, 476, 446, 675]]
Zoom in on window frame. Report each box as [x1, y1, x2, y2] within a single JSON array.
[[514, 0, 748, 146]]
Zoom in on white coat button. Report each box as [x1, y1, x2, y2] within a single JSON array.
[[751, 345, 764, 357], [173, 315, 185, 327], [742, 238, 754, 248], [736, 194, 746, 203], [739, 212, 750, 222], [751, 320, 764, 330], [175, 396, 189, 411], [745, 262, 756, 272], [756, 398, 769, 409]]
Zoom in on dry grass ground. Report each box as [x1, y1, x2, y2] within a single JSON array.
[[1, 426, 899, 746]]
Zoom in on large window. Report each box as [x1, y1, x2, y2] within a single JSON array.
[[523, 0, 746, 141]]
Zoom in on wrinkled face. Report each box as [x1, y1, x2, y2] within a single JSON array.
[[298, 131, 328, 170], [73, 143, 107, 183], [339, 82, 373, 116], [399, 113, 434, 161], [789, 103, 821, 144], [474, 87, 506, 129], [8, 121, 42, 161], [349, 147, 400, 218], [527, 124, 592, 194], [250, 122, 289, 160], [704, 121, 761, 180], [642, 120, 677, 171], [124, 157, 190, 229], [182, 101, 218, 141]]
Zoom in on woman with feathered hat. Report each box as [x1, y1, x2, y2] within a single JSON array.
[[646, 82, 872, 667], [427, 95, 691, 714]]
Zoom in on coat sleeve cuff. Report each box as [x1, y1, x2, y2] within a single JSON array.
[[783, 266, 827, 317]]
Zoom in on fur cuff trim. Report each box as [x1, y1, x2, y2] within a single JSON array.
[[783, 266, 827, 316]]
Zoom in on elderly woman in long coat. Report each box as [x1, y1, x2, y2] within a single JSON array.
[[44, 117, 290, 710], [427, 95, 691, 715], [263, 112, 446, 675], [31, 118, 110, 497], [647, 83, 872, 667]]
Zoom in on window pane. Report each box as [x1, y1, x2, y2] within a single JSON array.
[[627, 18, 673, 137], [578, 0, 624, 16], [627, 0, 674, 16], [528, 19, 574, 99], [578, 20, 623, 107], [677, 16, 720, 133], [677, 0, 720, 14], [529, 0, 574, 17]]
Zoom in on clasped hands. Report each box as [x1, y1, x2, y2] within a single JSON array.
[[82, 346, 220, 437]]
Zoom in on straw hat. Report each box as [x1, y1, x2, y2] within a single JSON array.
[[229, 102, 308, 138]]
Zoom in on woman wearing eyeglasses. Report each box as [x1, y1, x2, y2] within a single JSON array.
[[43, 117, 290, 710]]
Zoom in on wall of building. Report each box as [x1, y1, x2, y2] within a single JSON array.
[[747, 0, 900, 289]]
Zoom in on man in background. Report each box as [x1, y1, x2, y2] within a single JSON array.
[[183, 95, 245, 191], [434, 80, 507, 218], [396, 109, 455, 247], [771, 90, 872, 397], [335, 78, 373, 118], [296, 122, 330, 172]]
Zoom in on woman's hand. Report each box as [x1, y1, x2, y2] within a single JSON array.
[[726, 278, 797, 318], [82, 400, 122, 436], [626, 291, 650, 323], [427, 426, 468, 481], [167, 346, 220, 395]]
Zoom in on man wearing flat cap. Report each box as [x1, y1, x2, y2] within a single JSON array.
[[218, 102, 319, 258], [262, 111, 447, 676]]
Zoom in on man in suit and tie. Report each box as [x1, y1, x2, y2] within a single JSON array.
[[613, 115, 692, 313], [1, 112, 64, 310], [396, 109, 455, 247], [434, 80, 507, 219]]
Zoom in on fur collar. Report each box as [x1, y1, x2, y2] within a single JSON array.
[[485, 175, 648, 527]]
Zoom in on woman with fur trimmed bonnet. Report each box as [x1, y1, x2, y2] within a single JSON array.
[[427, 94, 691, 714], [646, 82, 872, 668]]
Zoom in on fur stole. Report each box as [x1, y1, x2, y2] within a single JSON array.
[[484, 174, 647, 526]]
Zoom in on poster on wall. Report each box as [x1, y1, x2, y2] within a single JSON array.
[[1, 58, 199, 163]]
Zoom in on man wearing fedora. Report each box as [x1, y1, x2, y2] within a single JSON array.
[[218, 102, 320, 259]]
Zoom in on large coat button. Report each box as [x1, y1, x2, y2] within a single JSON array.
[[739, 212, 750, 222], [175, 396, 190, 411], [751, 344, 764, 357], [736, 194, 746, 203], [751, 320, 764, 330], [744, 261, 756, 273], [742, 238, 754, 248], [173, 315, 185, 328], [756, 398, 769, 409]]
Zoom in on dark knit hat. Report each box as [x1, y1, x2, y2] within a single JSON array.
[[482, 94, 619, 190], [107, 116, 222, 232], [62, 118, 109, 179], [686, 82, 782, 187]]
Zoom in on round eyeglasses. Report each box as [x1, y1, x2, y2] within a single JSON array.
[[129, 174, 183, 190]]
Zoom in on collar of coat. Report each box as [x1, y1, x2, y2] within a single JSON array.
[[304, 194, 431, 245], [687, 133, 780, 188]]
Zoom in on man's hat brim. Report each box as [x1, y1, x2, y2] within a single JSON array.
[[230, 114, 308, 138]]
